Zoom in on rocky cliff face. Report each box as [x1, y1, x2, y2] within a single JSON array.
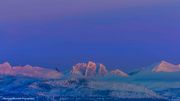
[[71, 63, 87, 76], [85, 61, 97, 76], [71, 61, 128, 77], [71, 61, 108, 77]]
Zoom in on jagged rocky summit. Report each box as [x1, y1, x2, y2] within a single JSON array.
[[71, 61, 128, 77]]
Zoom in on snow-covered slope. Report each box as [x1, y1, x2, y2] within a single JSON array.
[[0, 62, 13, 74], [0, 62, 62, 79], [88, 81, 162, 99], [0, 75, 167, 100], [110, 69, 129, 77], [27, 78, 165, 100], [152, 61, 180, 72], [127, 61, 180, 82], [129, 60, 180, 75], [98, 64, 108, 76]]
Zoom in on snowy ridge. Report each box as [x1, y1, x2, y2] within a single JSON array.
[[110, 69, 129, 77], [0, 62, 62, 79], [71, 61, 128, 77], [152, 61, 180, 72]]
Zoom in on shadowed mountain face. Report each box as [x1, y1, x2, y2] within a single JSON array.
[[0, 62, 62, 79]]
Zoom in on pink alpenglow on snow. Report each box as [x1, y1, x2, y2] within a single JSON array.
[[98, 64, 108, 76], [71, 63, 88, 76], [152, 61, 180, 72], [85, 61, 97, 76], [0, 62, 62, 79], [110, 69, 129, 77], [71, 61, 108, 77], [71, 61, 129, 77], [0, 62, 13, 74]]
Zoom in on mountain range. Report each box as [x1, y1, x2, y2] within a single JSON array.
[[0, 60, 180, 79], [71, 61, 128, 77], [0, 60, 180, 101]]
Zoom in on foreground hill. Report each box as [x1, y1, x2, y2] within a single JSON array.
[[0, 75, 167, 101]]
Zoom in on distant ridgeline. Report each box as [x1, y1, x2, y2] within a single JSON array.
[[0, 62, 62, 79], [0, 60, 180, 79]]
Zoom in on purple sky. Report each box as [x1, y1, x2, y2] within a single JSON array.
[[0, 0, 180, 71]]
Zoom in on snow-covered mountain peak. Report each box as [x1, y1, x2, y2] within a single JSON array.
[[85, 61, 97, 76], [159, 60, 173, 66], [71, 61, 109, 77], [2, 62, 11, 67], [98, 64, 108, 76], [110, 69, 129, 77], [0, 62, 13, 74], [0, 62, 62, 79], [152, 60, 180, 72], [71, 61, 130, 77]]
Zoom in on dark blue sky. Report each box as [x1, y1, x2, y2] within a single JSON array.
[[0, 0, 180, 71]]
